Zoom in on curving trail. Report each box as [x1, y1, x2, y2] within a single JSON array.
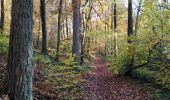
[[83, 55, 149, 100]]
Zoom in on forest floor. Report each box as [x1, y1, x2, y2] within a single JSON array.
[[1, 54, 169, 100], [82, 55, 150, 100]]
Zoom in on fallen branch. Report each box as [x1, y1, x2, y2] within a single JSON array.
[[131, 39, 162, 71]]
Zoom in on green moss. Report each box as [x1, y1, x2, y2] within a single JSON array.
[[38, 62, 86, 98], [0, 34, 9, 55], [33, 51, 87, 98]]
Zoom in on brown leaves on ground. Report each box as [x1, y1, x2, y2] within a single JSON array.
[[0, 55, 7, 95], [83, 56, 150, 100], [0, 55, 8, 100], [0, 55, 151, 100]]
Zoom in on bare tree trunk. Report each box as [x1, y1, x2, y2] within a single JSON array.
[[80, 12, 86, 64], [37, 17, 41, 49], [56, 0, 63, 60], [82, 12, 86, 34], [134, 0, 142, 36], [40, 0, 47, 54], [65, 2, 69, 39], [66, 14, 69, 39], [0, 0, 4, 31], [62, 19, 65, 40], [128, 0, 133, 43], [114, 0, 118, 56], [126, 0, 134, 75], [111, 0, 118, 56], [72, 0, 81, 63], [80, 33, 86, 64], [7, 0, 33, 99], [104, 11, 107, 56], [85, 1, 92, 32]]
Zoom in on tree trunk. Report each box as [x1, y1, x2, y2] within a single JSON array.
[[126, 0, 134, 75], [56, 0, 63, 61], [80, 34, 86, 65], [40, 0, 47, 54], [82, 12, 86, 34], [7, 0, 33, 99], [128, 0, 133, 43], [80, 12, 86, 64], [66, 14, 69, 39], [85, 2, 92, 32], [65, 2, 69, 39], [134, 0, 142, 35], [104, 11, 107, 56], [62, 19, 65, 40], [0, 0, 4, 31], [37, 17, 41, 49], [72, 0, 81, 63], [112, 0, 118, 56]]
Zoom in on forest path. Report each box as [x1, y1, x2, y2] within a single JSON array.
[[83, 55, 149, 100]]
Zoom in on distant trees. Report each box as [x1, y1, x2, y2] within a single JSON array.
[[40, 0, 47, 54], [72, 0, 81, 63], [7, 0, 33, 99], [0, 0, 4, 31]]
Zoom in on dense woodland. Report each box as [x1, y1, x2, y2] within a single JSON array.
[[0, 0, 170, 100]]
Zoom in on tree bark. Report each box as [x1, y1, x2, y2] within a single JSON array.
[[62, 18, 65, 40], [56, 0, 63, 61], [80, 12, 86, 64], [37, 17, 41, 49], [40, 0, 47, 54], [112, 0, 118, 56], [134, 0, 142, 36], [104, 11, 108, 56], [7, 0, 33, 99], [65, 2, 69, 39], [126, 0, 134, 75], [85, 2, 92, 32], [72, 0, 81, 63], [128, 0, 133, 43], [0, 0, 4, 31]]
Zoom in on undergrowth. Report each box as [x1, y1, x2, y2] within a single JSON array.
[[34, 53, 87, 99], [105, 55, 170, 100], [0, 34, 9, 58]]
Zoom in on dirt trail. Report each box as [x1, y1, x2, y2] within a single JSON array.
[[83, 55, 149, 100]]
